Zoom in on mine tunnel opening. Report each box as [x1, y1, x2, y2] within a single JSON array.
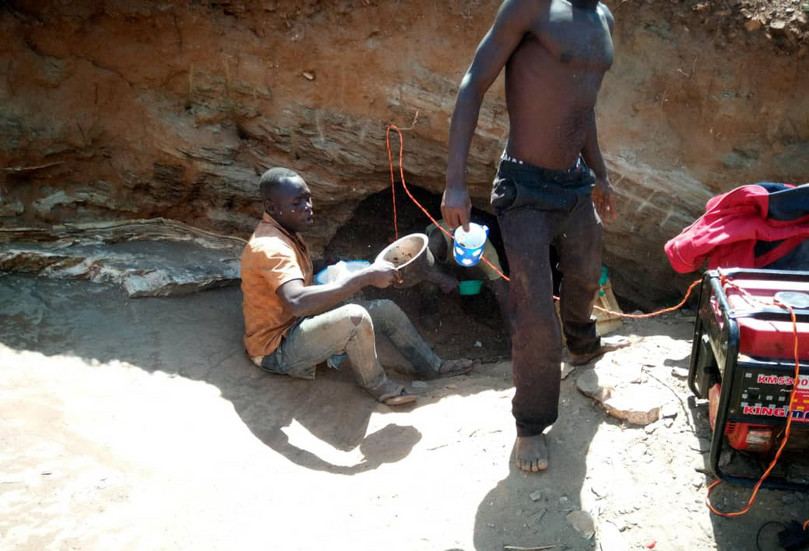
[[323, 183, 512, 362], [324, 183, 507, 272]]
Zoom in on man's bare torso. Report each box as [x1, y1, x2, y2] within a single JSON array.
[[505, 0, 613, 170]]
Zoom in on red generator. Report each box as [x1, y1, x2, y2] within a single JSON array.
[[688, 268, 809, 490]]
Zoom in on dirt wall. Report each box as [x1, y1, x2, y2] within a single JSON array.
[[1, 0, 808, 306]]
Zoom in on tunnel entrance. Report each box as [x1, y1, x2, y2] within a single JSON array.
[[324, 184, 507, 272], [322, 184, 511, 363]]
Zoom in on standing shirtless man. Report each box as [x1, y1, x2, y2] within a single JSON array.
[[442, 0, 628, 472]]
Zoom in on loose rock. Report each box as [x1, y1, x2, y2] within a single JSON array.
[[567, 510, 595, 539]]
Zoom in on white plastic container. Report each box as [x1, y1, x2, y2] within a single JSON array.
[[453, 223, 489, 267]]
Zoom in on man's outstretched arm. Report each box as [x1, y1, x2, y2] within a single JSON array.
[[443, 0, 538, 231], [276, 261, 400, 318]]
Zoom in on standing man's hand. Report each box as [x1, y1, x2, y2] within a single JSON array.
[[365, 260, 403, 289], [441, 186, 472, 232], [592, 175, 615, 222]]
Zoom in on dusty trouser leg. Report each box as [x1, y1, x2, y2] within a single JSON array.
[[360, 299, 442, 378], [499, 207, 563, 437], [267, 304, 387, 389], [556, 197, 603, 356]]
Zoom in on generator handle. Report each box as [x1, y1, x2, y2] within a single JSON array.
[[688, 274, 712, 397]]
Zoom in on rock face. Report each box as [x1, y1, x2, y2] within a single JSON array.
[[0, 220, 244, 297], [1, 1, 808, 306]]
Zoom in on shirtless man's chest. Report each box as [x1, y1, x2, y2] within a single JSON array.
[[505, 0, 614, 167], [538, 1, 613, 70]]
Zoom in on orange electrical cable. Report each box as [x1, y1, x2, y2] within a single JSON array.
[[592, 279, 701, 318], [705, 273, 802, 517], [386, 127, 400, 241], [385, 125, 510, 281]]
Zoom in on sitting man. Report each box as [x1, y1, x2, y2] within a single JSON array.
[[241, 167, 474, 406], [421, 219, 511, 329]]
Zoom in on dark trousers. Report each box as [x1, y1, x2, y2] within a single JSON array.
[[493, 159, 603, 437]]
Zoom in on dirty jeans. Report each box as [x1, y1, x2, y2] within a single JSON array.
[[257, 299, 442, 389], [492, 158, 603, 437]]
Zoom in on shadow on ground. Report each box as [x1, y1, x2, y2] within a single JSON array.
[[0, 274, 510, 476], [5, 274, 809, 550], [473, 377, 603, 551]]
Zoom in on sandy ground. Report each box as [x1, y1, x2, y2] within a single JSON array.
[[3, 274, 809, 551]]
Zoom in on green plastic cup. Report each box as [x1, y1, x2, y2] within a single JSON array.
[[458, 280, 484, 296]]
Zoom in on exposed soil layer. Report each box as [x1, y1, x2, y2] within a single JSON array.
[[2, 0, 807, 308]]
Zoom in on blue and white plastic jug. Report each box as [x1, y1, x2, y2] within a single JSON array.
[[453, 223, 489, 267]]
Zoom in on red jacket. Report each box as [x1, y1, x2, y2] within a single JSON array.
[[665, 184, 809, 273]]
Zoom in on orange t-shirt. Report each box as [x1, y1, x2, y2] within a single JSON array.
[[241, 213, 314, 357]]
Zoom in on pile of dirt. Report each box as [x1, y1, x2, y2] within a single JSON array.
[[735, 0, 809, 49], [618, 0, 809, 53]]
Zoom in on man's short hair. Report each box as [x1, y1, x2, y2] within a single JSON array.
[[260, 167, 299, 202]]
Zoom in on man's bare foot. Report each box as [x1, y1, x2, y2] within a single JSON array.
[[568, 335, 631, 366], [516, 434, 549, 472]]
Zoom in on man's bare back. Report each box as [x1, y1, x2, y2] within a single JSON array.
[[505, 0, 613, 170]]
